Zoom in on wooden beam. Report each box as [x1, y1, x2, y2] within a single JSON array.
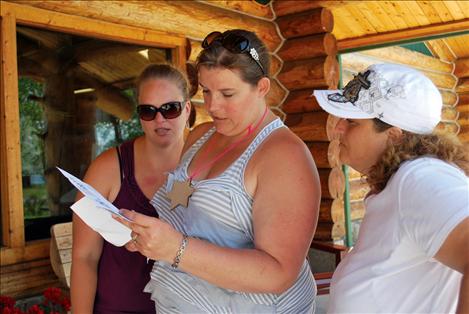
[[1, 240, 50, 266], [338, 19, 469, 52], [455, 57, 469, 79], [7, 1, 281, 51], [200, 0, 274, 20], [1, 10, 25, 249], [1, 1, 186, 48]]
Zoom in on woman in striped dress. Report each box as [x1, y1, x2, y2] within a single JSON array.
[[117, 29, 321, 313]]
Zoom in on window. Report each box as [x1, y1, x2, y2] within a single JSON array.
[[1, 2, 186, 264]]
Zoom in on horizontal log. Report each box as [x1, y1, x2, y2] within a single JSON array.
[[458, 104, 469, 116], [455, 57, 469, 78], [328, 166, 345, 200], [362, 46, 453, 74], [273, 1, 327, 17], [285, 111, 329, 142], [318, 199, 334, 223], [331, 198, 366, 223], [318, 168, 332, 199], [349, 178, 370, 201], [200, 0, 274, 20], [342, 54, 457, 90], [278, 56, 339, 91], [282, 89, 321, 114], [436, 121, 460, 135], [348, 167, 363, 180], [349, 200, 366, 221], [266, 78, 288, 107], [441, 90, 458, 107], [458, 126, 469, 143], [458, 93, 469, 107], [326, 114, 340, 141], [327, 139, 342, 169], [276, 8, 333, 39], [330, 198, 344, 223], [14, 0, 282, 51], [441, 105, 459, 122], [278, 33, 337, 61], [457, 78, 469, 93], [318, 167, 344, 201], [307, 141, 330, 168], [0, 258, 61, 298], [270, 54, 282, 77], [314, 221, 345, 241]]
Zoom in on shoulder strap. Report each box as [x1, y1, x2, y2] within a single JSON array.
[[116, 146, 124, 182]]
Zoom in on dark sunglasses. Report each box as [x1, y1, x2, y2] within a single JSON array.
[[137, 102, 183, 121], [202, 31, 266, 75]]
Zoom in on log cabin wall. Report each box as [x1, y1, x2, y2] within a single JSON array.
[[273, 3, 342, 241], [455, 57, 469, 143], [339, 46, 460, 238]]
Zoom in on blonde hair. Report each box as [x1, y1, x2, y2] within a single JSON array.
[[367, 119, 469, 194]]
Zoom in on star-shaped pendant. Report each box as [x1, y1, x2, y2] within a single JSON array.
[[167, 180, 194, 210]]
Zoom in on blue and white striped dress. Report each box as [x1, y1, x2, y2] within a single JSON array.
[[146, 118, 317, 313]]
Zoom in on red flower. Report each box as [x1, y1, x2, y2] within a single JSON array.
[[0, 296, 16, 309], [26, 305, 44, 314], [60, 298, 70, 312], [42, 289, 62, 304]]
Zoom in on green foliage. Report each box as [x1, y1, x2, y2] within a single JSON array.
[[19, 78, 46, 176]]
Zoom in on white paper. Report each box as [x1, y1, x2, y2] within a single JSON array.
[[57, 166, 130, 221], [71, 197, 131, 246]]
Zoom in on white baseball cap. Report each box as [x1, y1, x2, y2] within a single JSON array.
[[313, 63, 442, 134]]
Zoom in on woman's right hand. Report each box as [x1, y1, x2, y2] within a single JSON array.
[[114, 209, 183, 263]]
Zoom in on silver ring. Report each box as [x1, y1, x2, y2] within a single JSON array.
[[131, 233, 139, 243]]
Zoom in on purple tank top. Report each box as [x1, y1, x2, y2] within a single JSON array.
[[94, 140, 157, 314]]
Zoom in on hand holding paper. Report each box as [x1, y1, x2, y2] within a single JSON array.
[[71, 197, 131, 246], [57, 167, 130, 221], [57, 166, 132, 246]]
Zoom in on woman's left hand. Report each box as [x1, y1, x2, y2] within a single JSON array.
[[113, 209, 181, 262]]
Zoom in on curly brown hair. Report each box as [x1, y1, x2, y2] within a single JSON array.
[[366, 119, 469, 195]]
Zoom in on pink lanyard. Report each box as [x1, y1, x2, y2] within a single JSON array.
[[189, 106, 269, 182]]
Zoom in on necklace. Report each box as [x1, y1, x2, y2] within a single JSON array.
[[167, 107, 269, 210]]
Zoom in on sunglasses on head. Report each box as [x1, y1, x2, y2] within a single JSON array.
[[137, 102, 183, 121], [202, 31, 266, 76]]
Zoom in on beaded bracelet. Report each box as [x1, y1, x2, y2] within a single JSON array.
[[171, 234, 188, 269]]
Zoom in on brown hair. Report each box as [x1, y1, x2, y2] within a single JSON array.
[[196, 29, 270, 86], [367, 118, 469, 194], [136, 63, 190, 101]]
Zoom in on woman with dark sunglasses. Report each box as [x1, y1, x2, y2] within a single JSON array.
[[116, 29, 321, 313], [71, 63, 191, 314]]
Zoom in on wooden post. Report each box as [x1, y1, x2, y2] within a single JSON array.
[[1, 11, 25, 248]]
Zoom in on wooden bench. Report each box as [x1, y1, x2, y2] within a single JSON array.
[[50, 222, 72, 288]]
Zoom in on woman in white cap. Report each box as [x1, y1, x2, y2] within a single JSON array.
[[314, 63, 469, 313]]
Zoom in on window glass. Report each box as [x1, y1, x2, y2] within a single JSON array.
[[17, 25, 168, 241]]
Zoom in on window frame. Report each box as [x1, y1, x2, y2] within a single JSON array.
[[0, 1, 187, 265]]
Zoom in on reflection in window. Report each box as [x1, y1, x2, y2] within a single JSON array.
[[17, 25, 168, 241]]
